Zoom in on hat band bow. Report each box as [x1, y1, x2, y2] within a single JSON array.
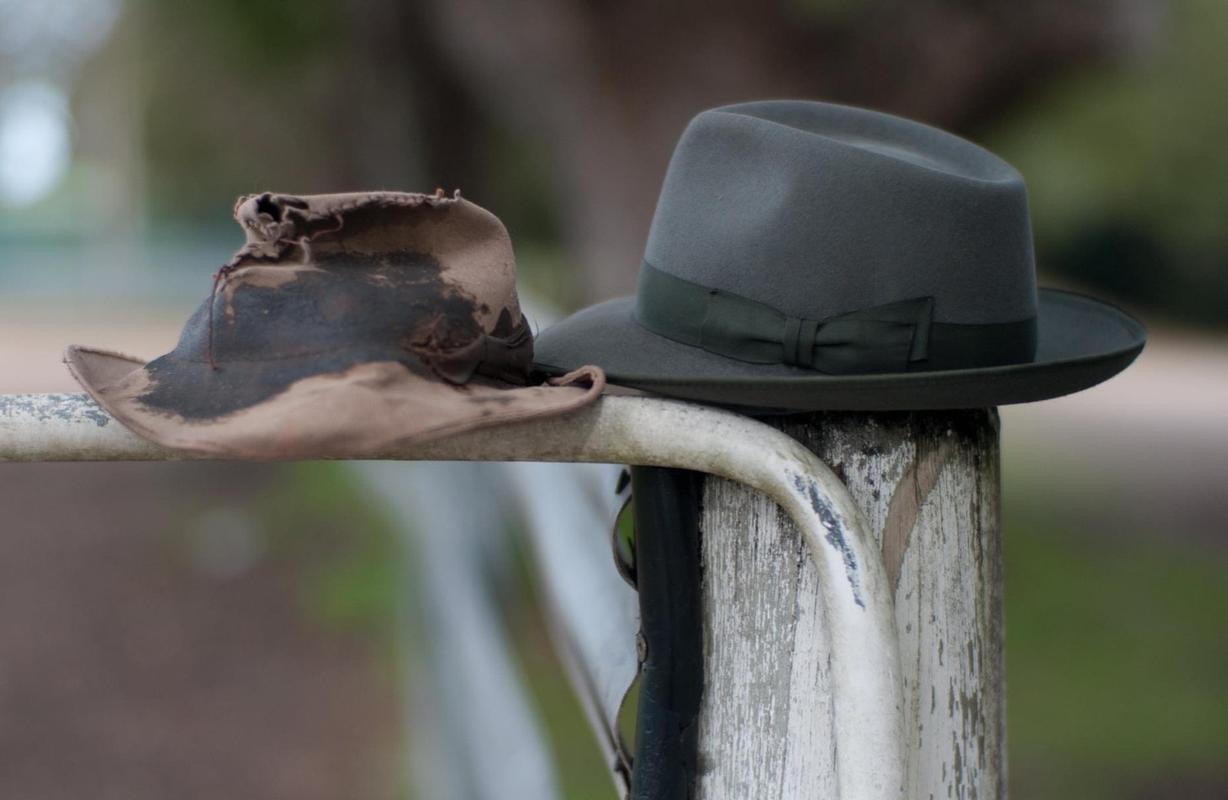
[[634, 262, 1037, 375]]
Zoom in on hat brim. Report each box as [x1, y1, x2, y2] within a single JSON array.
[[65, 346, 603, 459], [532, 288, 1144, 411]]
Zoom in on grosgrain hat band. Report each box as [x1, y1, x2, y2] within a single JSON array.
[[633, 262, 1039, 375]]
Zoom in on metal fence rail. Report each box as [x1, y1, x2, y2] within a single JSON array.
[[0, 391, 906, 800]]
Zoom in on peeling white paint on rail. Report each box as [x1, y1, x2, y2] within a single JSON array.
[[0, 393, 170, 460], [0, 391, 905, 800]]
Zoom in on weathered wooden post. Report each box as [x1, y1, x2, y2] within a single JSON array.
[[697, 410, 1002, 799]]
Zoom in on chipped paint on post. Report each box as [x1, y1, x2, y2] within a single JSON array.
[[790, 471, 865, 609]]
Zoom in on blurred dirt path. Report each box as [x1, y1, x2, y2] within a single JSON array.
[[1003, 330, 1228, 541], [0, 460, 399, 800]]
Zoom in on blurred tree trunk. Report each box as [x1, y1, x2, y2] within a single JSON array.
[[332, 0, 490, 196], [331, 0, 427, 190], [423, 0, 1163, 303]]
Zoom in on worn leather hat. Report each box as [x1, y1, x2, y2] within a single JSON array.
[[66, 190, 604, 458], [534, 100, 1145, 411]]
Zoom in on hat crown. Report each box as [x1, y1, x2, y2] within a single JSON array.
[[642, 101, 1038, 330], [172, 192, 530, 384]]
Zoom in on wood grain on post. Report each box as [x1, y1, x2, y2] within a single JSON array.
[[696, 410, 1004, 799]]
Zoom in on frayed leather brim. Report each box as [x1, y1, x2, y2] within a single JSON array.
[[65, 345, 604, 459]]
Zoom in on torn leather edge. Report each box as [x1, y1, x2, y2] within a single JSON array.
[[227, 188, 463, 268]]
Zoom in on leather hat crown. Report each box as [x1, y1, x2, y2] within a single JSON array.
[[66, 191, 603, 457]]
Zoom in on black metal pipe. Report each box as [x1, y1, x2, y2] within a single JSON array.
[[629, 466, 704, 800]]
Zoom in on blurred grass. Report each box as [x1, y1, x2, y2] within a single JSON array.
[[1004, 483, 1228, 798], [253, 462, 402, 668], [253, 462, 409, 797], [512, 610, 619, 800], [501, 519, 622, 800], [267, 463, 616, 799]]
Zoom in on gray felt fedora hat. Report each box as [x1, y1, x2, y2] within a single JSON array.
[[534, 100, 1145, 411]]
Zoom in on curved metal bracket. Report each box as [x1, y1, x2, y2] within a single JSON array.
[[0, 392, 905, 799]]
